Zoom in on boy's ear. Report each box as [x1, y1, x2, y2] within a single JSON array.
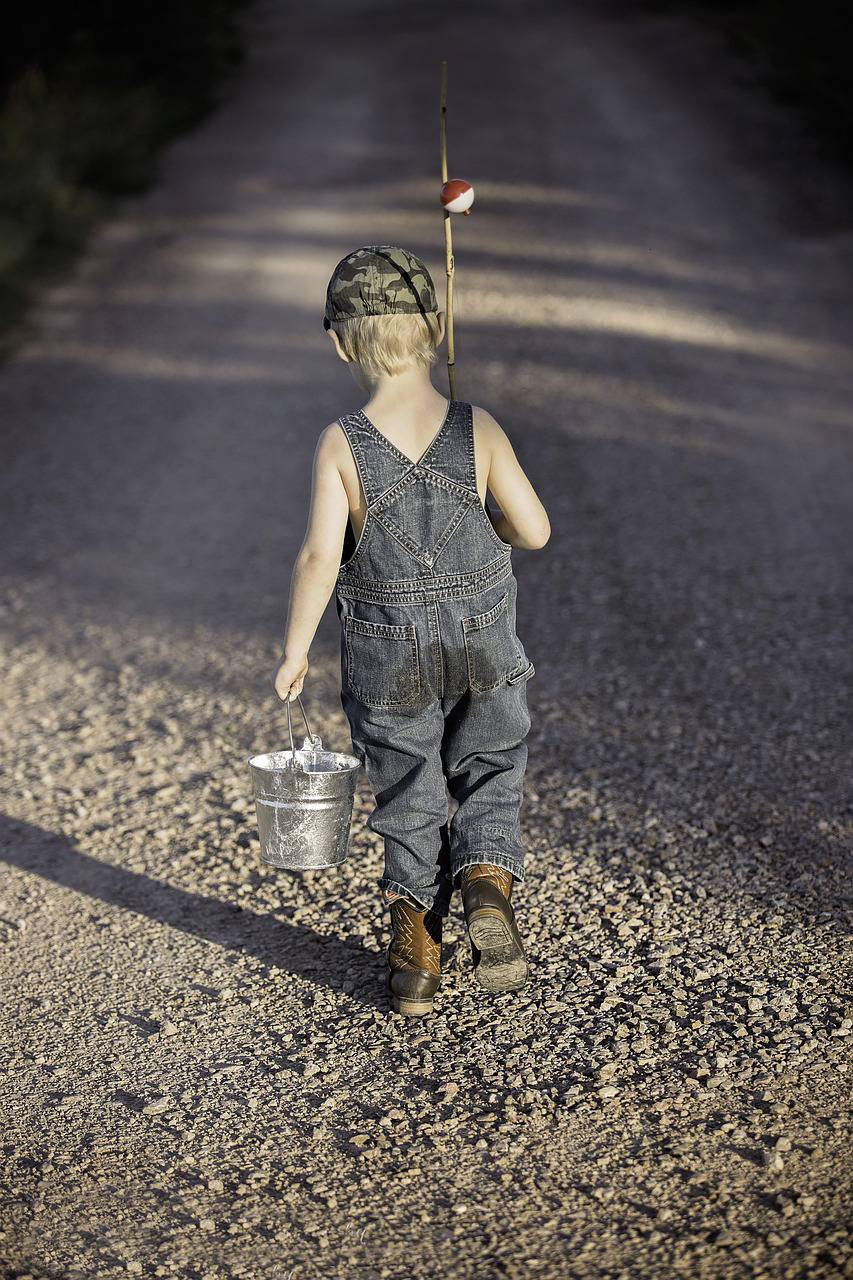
[[436, 310, 447, 346], [327, 328, 350, 363]]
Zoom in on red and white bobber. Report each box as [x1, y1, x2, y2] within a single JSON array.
[[440, 179, 475, 215]]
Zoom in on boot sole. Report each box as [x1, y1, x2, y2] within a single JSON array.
[[389, 993, 435, 1017], [467, 908, 529, 993]]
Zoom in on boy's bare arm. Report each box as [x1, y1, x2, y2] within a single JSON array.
[[274, 425, 349, 702], [474, 406, 551, 550]]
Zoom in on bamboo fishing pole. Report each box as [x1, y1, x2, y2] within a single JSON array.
[[439, 61, 456, 398], [439, 63, 475, 399]]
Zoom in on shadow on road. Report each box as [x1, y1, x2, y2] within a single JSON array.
[[0, 813, 389, 1009]]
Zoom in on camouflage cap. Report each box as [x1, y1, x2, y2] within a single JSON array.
[[323, 245, 438, 329]]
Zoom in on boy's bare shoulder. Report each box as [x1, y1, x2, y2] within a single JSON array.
[[471, 404, 509, 449], [315, 420, 350, 467]]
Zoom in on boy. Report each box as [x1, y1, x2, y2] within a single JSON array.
[[274, 245, 550, 1017]]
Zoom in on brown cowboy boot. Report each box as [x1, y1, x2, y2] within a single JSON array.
[[385, 894, 442, 1017], [459, 864, 529, 993]]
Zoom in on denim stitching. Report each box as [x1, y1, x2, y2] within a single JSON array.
[[345, 616, 415, 639], [462, 591, 508, 632], [418, 466, 475, 498], [508, 659, 535, 684], [461, 591, 519, 692], [371, 471, 417, 513], [344, 618, 421, 708], [464, 402, 478, 492], [379, 877, 453, 915], [429, 495, 478, 564], [340, 414, 381, 506], [432, 600, 445, 699], [338, 553, 513, 604], [356, 401, 455, 471], [453, 852, 525, 883], [378, 877, 434, 912], [373, 512, 433, 565], [337, 416, 378, 574], [342, 549, 510, 592], [337, 570, 512, 605]]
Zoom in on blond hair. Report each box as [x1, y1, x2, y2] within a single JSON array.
[[331, 311, 442, 377]]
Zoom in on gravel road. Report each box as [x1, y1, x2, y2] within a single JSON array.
[[1, 1, 851, 1277]]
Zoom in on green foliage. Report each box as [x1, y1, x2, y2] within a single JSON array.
[[0, 0, 248, 333]]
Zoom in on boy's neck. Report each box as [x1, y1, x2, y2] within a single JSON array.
[[359, 364, 448, 413]]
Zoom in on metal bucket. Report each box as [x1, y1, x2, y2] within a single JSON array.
[[248, 695, 361, 871]]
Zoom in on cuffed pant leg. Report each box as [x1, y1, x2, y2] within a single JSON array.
[[441, 677, 531, 889], [343, 691, 454, 918]]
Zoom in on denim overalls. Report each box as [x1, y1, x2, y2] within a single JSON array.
[[334, 400, 535, 918]]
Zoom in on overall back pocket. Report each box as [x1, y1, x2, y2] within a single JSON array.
[[462, 591, 525, 693], [344, 616, 421, 708]]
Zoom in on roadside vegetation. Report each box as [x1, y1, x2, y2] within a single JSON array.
[[0, 1, 248, 347]]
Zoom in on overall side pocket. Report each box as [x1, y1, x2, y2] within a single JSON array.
[[507, 656, 535, 685], [344, 616, 421, 709]]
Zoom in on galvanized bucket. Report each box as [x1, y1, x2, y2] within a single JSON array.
[[248, 695, 361, 871]]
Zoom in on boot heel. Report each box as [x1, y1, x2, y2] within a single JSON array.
[[467, 908, 514, 952], [466, 908, 529, 993], [390, 993, 435, 1017]]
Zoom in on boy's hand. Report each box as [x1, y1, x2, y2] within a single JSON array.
[[274, 652, 309, 702]]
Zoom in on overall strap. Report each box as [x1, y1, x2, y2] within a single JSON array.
[[419, 401, 478, 494], [337, 413, 410, 507]]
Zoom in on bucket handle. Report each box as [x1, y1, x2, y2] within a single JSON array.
[[285, 693, 318, 766]]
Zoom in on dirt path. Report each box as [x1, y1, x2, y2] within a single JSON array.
[[1, 2, 851, 1277]]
